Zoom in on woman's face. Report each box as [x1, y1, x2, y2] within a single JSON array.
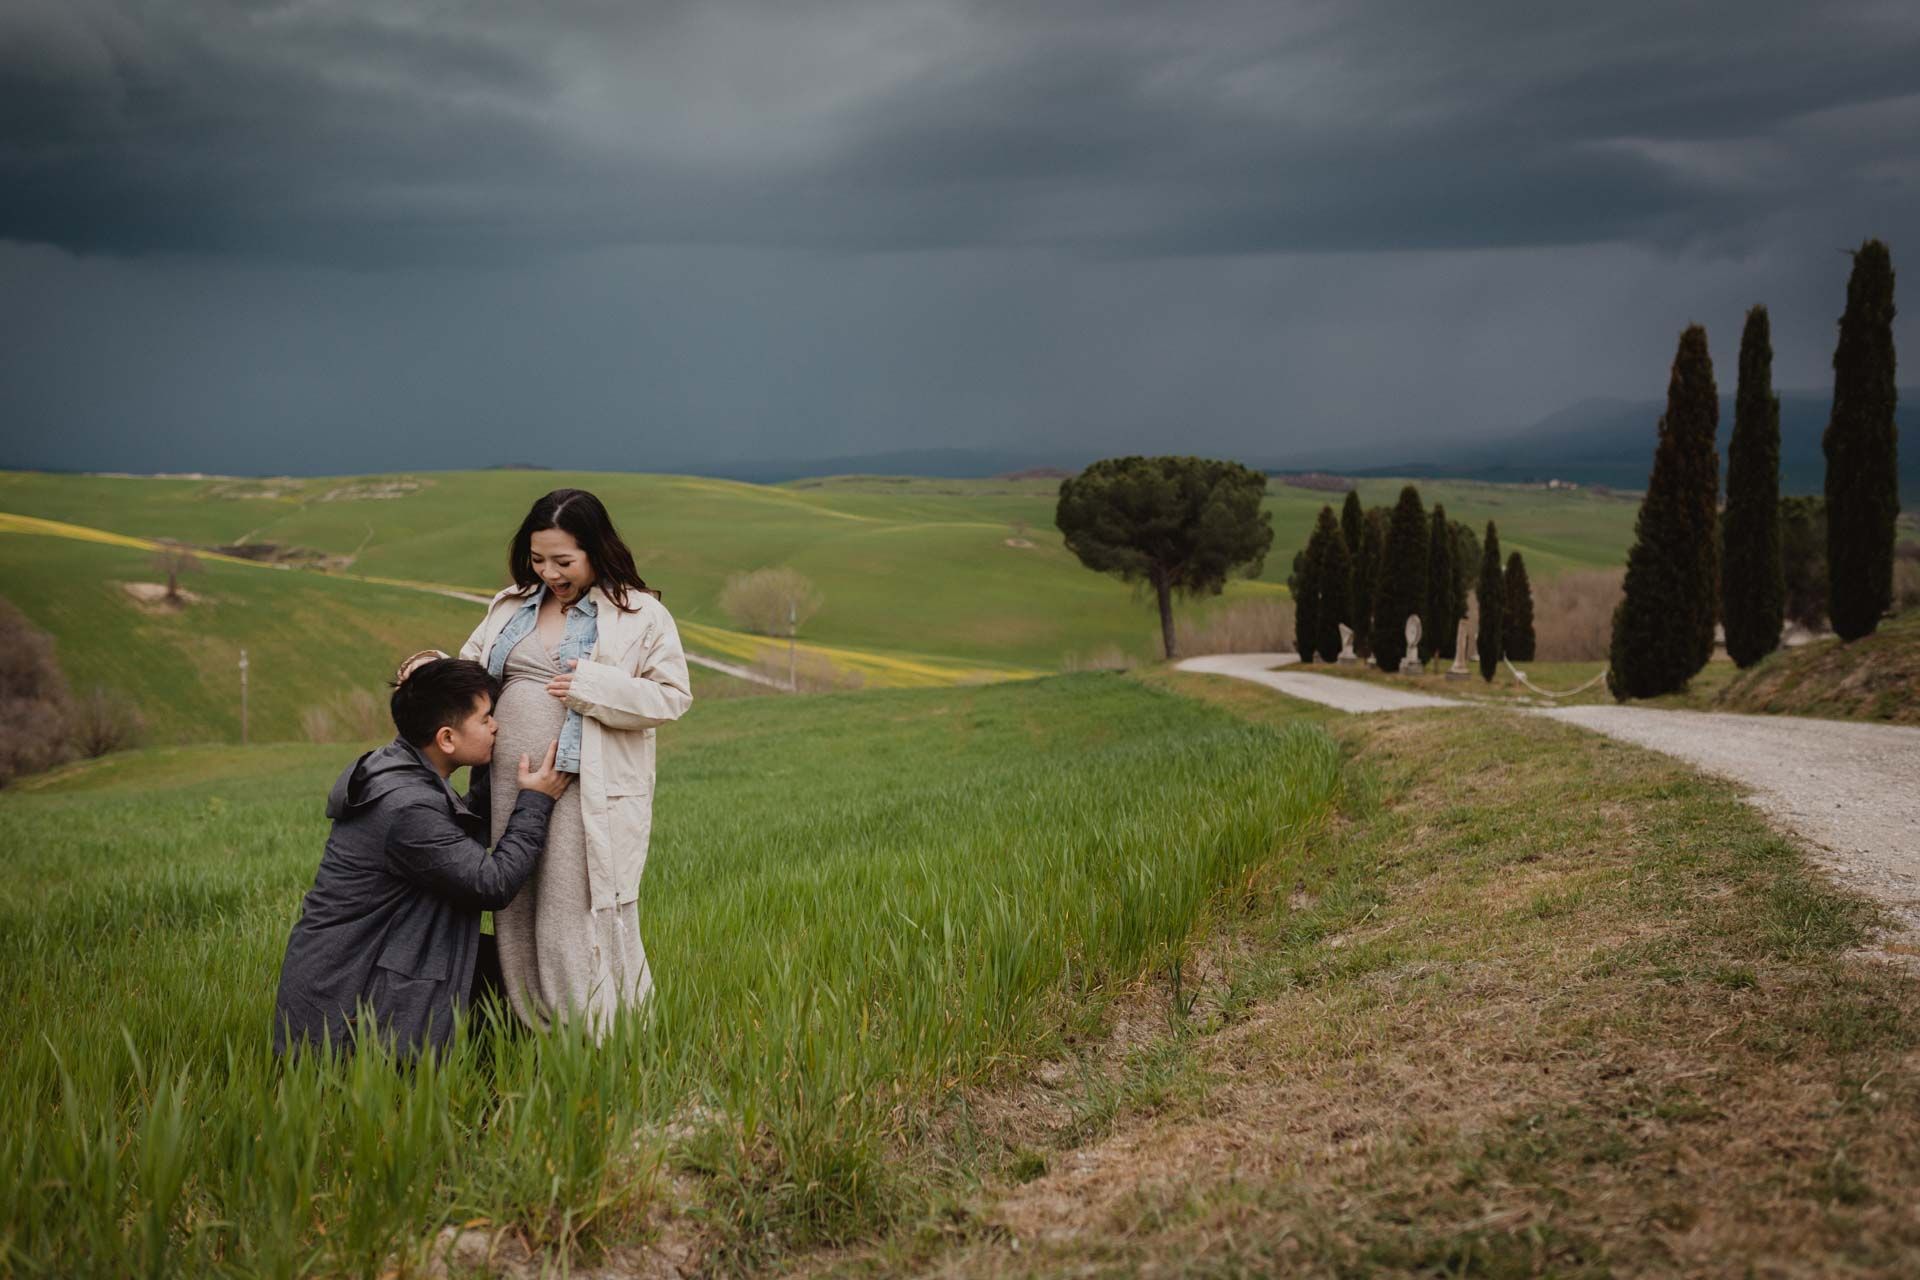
[[529, 528, 596, 604]]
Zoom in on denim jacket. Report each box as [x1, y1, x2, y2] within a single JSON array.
[[485, 587, 598, 773]]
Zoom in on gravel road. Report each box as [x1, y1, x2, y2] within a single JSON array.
[[1179, 652, 1920, 955], [1174, 653, 1463, 712], [1538, 706, 1920, 945]]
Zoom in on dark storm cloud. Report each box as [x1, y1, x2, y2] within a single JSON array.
[[5, 0, 1918, 262], [2, 2, 1918, 480]]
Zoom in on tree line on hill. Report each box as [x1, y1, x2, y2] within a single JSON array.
[[1287, 485, 1536, 679], [1610, 238, 1899, 699], [1052, 239, 1900, 700]]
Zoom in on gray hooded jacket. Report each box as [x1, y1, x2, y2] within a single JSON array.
[[272, 739, 554, 1057]]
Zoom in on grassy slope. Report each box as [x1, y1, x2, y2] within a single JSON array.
[[9, 651, 1915, 1274], [1, 470, 1634, 675], [830, 673, 1920, 1277], [1709, 607, 1920, 725], [0, 675, 1341, 1274], [0, 534, 476, 745]]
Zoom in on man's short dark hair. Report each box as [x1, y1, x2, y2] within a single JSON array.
[[389, 658, 498, 748]]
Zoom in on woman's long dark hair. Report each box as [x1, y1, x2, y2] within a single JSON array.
[[508, 489, 652, 610]]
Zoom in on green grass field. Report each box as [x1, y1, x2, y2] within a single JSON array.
[[0, 675, 1341, 1274], [0, 469, 1634, 698]]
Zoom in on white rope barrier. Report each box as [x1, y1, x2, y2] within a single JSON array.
[[1501, 656, 1611, 698]]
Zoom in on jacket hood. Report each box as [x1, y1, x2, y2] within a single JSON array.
[[325, 738, 453, 820]]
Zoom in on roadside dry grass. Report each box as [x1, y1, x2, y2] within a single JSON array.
[[1709, 608, 1920, 726], [1285, 654, 1745, 712], [802, 670, 1920, 1278]]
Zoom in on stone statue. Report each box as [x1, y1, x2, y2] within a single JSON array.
[[1399, 614, 1425, 675], [1337, 623, 1358, 664], [1446, 620, 1472, 679]]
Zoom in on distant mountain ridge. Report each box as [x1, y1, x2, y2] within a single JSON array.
[[1337, 389, 1917, 499], [677, 447, 1083, 485]]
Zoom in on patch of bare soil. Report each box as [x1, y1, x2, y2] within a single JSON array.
[[321, 478, 424, 502], [118, 582, 206, 613], [207, 479, 303, 501], [1003, 538, 1036, 549], [213, 542, 354, 570]]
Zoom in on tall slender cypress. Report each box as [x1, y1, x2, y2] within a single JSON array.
[[1450, 520, 1478, 649], [1352, 508, 1387, 660], [1477, 522, 1504, 681], [1503, 550, 1535, 662], [1290, 545, 1318, 662], [1609, 325, 1721, 699], [1723, 305, 1784, 667], [1421, 504, 1455, 663], [1824, 239, 1900, 641], [1314, 505, 1353, 662], [1340, 491, 1365, 566], [1371, 486, 1428, 672]]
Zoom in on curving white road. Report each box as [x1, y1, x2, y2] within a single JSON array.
[[1174, 652, 1463, 712], [1176, 651, 1920, 953]]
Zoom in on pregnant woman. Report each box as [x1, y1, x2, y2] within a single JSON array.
[[459, 488, 693, 1033]]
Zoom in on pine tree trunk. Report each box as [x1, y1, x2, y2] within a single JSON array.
[[1154, 569, 1178, 660]]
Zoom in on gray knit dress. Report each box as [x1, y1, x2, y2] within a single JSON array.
[[488, 632, 650, 1032]]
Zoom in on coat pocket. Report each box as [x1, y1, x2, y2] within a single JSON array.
[[606, 788, 655, 902], [376, 936, 451, 981]]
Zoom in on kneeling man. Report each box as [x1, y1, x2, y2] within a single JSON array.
[[273, 658, 569, 1057]]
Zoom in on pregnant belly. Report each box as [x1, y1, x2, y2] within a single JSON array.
[[493, 678, 566, 746]]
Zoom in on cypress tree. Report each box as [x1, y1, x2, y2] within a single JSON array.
[[1723, 305, 1784, 667], [1290, 545, 1318, 662], [1824, 239, 1900, 641], [1352, 508, 1387, 660], [1780, 496, 1829, 629], [1609, 325, 1721, 699], [1314, 505, 1353, 662], [1503, 550, 1536, 661], [1371, 485, 1428, 672], [1451, 520, 1479, 647], [1421, 504, 1455, 664], [1477, 522, 1504, 681], [1340, 491, 1365, 567]]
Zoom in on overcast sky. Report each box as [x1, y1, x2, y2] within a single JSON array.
[[2, 0, 1917, 476]]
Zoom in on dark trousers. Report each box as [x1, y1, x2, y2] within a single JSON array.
[[473, 932, 506, 1009]]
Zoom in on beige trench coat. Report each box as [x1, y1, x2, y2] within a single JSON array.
[[459, 583, 693, 912]]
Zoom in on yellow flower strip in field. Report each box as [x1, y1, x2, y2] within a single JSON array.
[[0, 510, 1041, 689], [675, 619, 1041, 688], [0, 512, 271, 567]]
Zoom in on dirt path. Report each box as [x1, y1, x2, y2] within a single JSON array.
[[1175, 652, 1462, 712], [1178, 651, 1920, 957]]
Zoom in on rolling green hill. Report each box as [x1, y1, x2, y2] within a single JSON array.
[[0, 467, 1638, 745]]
